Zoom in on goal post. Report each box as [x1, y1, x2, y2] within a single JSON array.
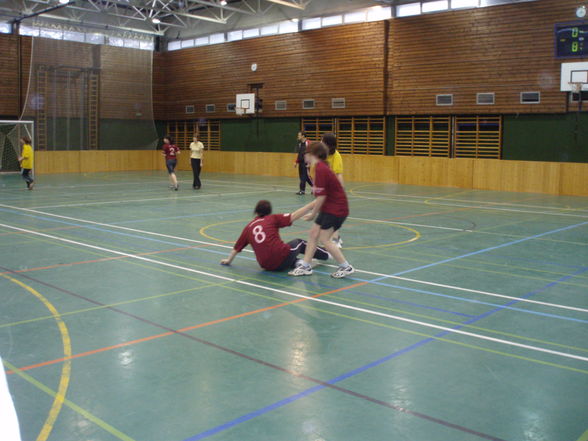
[[0, 120, 34, 173]]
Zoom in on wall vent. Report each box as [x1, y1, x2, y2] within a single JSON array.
[[331, 98, 346, 109], [227, 103, 236, 112], [275, 100, 287, 111], [436, 94, 454, 106], [302, 99, 316, 110], [520, 92, 540, 104], [185, 105, 195, 114], [476, 93, 495, 105], [205, 104, 216, 113]]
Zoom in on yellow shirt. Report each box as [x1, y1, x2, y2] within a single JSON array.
[[190, 141, 204, 159], [326, 150, 343, 175], [20, 144, 33, 169]]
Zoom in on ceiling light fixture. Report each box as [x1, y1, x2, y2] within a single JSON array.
[[220, 0, 228, 5], [152, 17, 161, 24]]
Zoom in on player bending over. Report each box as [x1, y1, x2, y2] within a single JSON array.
[[289, 141, 354, 279], [220, 199, 330, 271]]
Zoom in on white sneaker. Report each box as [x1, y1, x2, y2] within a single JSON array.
[[331, 265, 354, 279], [289, 264, 313, 276]]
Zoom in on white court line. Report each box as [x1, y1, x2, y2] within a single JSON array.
[[1, 221, 587, 364], [0, 203, 586, 315], [26, 189, 273, 210], [350, 193, 588, 219], [349, 216, 471, 232]]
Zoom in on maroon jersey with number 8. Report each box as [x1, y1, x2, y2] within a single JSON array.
[[234, 214, 293, 270]]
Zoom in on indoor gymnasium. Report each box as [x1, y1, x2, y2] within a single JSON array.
[[1, 0, 588, 440]]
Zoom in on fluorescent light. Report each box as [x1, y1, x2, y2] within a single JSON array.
[[397, 2, 421, 17], [59, 0, 69, 4], [422, 0, 449, 13], [291, 18, 299, 23], [220, 0, 227, 5], [152, 17, 161, 24]]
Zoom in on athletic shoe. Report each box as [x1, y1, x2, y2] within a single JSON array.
[[289, 264, 313, 276], [174, 186, 178, 191], [332, 237, 343, 248], [331, 265, 355, 279], [28, 182, 34, 191], [296, 191, 305, 195]]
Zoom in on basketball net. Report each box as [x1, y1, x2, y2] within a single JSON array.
[[570, 82, 586, 95]]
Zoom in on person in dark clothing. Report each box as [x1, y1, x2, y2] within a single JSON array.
[[294, 131, 312, 195]]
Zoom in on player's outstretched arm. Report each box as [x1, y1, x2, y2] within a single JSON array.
[[221, 249, 239, 266], [304, 196, 326, 221], [290, 200, 317, 222]]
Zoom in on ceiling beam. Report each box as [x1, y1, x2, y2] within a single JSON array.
[[264, 0, 307, 10]]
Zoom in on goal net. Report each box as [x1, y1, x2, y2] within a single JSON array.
[[0, 121, 34, 172]]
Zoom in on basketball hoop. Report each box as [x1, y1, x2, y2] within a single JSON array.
[[569, 82, 586, 94]]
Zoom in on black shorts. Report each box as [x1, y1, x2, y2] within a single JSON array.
[[166, 159, 177, 174], [315, 212, 346, 231]]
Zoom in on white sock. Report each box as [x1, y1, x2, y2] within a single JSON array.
[[340, 261, 350, 268]]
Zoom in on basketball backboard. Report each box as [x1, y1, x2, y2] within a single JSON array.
[[561, 62, 588, 91], [236, 93, 256, 114]]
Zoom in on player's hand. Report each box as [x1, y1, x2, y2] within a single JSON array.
[[303, 213, 314, 222], [220, 259, 231, 266]]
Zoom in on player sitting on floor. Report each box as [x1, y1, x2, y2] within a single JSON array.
[[220, 199, 330, 271]]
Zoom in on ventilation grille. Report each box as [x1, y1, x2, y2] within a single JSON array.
[[520, 92, 540, 104], [227, 103, 236, 112], [275, 100, 287, 111], [302, 99, 315, 110], [185, 105, 195, 114], [436, 94, 453, 106], [331, 98, 346, 109], [476, 93, 495, 105], [205, 104, 216, 113]]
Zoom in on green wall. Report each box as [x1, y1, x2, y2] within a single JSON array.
[[221, 118, 300, 153], [502, 113, 588, 163]]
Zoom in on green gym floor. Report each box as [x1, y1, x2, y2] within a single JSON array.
[[1, 170, 587, 441]]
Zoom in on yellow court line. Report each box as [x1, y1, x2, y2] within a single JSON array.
[[577, 429, 588, 441], [3, 359, 136, 441], [199, 217, 421, 250], [0, 274, 72, 441]]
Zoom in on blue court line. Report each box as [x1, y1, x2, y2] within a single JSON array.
[[371, 220, 588, 280], [416, 244, 584, 270], [182, 266, 588, 441], [2, 206, 587, 324]]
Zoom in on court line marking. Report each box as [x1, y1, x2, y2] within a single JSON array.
[[2, 359, 135, 441], [185, 266, 584, 441], [26, 189, 273, 210], [1, 222, 587, 363], [576, 428, 588, 441], [2, 268, 513, 441], [1, 274, 72, 441], [1, 203, 586, 315], [3, 208, 585, 324], [7, 281, 368, 374]]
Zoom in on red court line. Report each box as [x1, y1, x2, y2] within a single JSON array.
[[7, 281, 368, 375], [0, 245, 208, 275]]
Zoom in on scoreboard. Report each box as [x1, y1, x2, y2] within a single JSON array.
[[556, 23, 588, 58]]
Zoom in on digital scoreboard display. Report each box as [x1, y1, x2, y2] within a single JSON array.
[[556, 23, 588, 58]]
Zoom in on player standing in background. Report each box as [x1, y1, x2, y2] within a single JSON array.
[[289, 142, 354, 279], [190, 134, 204, 190], [295, 131, 312, 195], [220, 199, 330, 271], [18, 136, 34, 191], [322, 132, 344, 248], [162, 136, 180, 191]]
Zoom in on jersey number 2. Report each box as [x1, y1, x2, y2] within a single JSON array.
[[253, 225, 266, 244]]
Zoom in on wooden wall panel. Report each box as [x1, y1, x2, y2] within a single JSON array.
[[100, 46, 154, 120], [153, 52, 167, 120], [160, 22, 385, 120], [388, 0, 588, 115]]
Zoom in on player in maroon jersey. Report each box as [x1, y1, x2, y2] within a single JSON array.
[[220, 199, 330, 271], [289, 141, 354, 279], [162, 136, 180, 191]]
